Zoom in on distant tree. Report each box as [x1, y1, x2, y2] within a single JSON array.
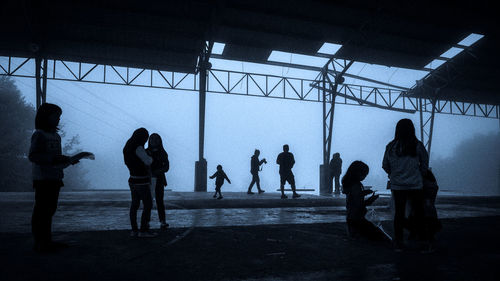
[[432, 132, 500, 195], [0, 77, 35, 191], [61, 134, 91, 190], [0, 77, 90, 191]]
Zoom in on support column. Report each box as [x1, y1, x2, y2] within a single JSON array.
[[194, 40, 213, 192], [194, 63, 208, 192], [35, 56, 48, 109], [320, 70, 330, 196], [419, 89, 439, 160], [318, 60, 352, 196]]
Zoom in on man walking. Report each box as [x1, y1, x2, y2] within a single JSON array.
[[247, 149, 267, 194]]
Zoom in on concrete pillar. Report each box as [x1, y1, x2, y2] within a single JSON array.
[[194, 62, 208, 192], [319, 164, 332, 196], [194, 159, 207, 192]]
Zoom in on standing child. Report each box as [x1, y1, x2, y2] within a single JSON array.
[[146, 133, 170, 229], [210, 165, 231, 199], [29, 103, 92, 252], [342, 161, 387, 241]]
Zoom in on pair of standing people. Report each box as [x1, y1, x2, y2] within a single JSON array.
[[247, 145, 301, 199], [123, 128, 169, 238]]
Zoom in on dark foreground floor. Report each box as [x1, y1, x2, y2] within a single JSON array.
[[1, 216, 499, 281]]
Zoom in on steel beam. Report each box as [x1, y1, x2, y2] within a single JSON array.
[[1, 56, 498, 119]]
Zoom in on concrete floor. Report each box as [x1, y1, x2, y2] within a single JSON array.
[[1, 191, 500, 280], [1, 191, 500, 233]]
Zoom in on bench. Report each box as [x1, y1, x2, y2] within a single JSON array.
[[275, 188, 316, 192]]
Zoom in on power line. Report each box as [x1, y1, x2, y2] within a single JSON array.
[[13, 78, 124, 142]]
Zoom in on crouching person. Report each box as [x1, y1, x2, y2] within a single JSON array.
[[342, 161, 387, 241]]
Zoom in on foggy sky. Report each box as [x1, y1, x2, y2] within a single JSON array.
[[7, 57, 500, 194]]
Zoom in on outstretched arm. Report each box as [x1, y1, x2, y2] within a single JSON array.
[[224, 172, 231, 184], [209, 172, 216, 179]]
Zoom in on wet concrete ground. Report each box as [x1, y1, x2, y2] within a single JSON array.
[[1, 191, 500, 280], [1, 191, 500, 233]]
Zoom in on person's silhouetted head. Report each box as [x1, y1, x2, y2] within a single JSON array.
[[333, 152, 340, 159], [283, 144, 289, 152], [35, 103, 62, 133], [254, 149, 260, 157], [341, 161, 369, 193], [394, 119, 418, 157], [217, 165, 222, 171], [130, 128, 149, 147], [148, 133, 163, 148]]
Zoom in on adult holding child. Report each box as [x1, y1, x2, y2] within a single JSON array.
[[382, 119, 429, 252]]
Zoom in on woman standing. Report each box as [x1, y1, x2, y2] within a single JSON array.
[[29, 103, 92, 252], [383, 119, 429, 251], [146, 133, 170, 229]]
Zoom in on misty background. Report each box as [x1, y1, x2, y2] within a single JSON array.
[[1, 57, 499, 195]]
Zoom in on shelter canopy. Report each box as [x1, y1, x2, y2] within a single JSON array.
[[1, 0, 498, 104]]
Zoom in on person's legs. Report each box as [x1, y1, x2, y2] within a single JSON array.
[[46, 186, 61, 244], [334, 174, 341, 194], [216, 185, 223, 199], [32, 185, 50, 248], [392, 189, 408, 244], [155, 179, 166, 223], [280, 174, 286, 198], [288, 173, 300, 198], [410, 189, 426, 241], [129, 184, 141, 232], [139, 186, 153, 232], [247, 174, 256, 193], [32, 182, 61, 250], [255, 174, 264, 193]]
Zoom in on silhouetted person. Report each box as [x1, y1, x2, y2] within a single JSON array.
[[29, 103, 92, 252], [329, 152, 343, 195], [342, 161, 387, 241], [276, 144, 300, 199], [210, 165, 231, 199], [247, 149, 267, 194], [421, 169, 441, 253], [124, 128, 157, 238], [146, 133, 170, 230], [383, 118, 428, 252]]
